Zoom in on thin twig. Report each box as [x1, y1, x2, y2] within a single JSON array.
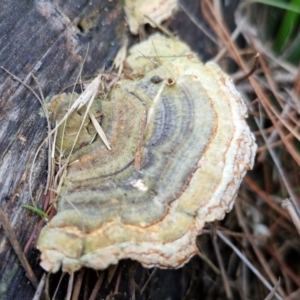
[[235, 53, 260, 84]]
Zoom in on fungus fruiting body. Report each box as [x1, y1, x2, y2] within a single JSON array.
[[37, 34, 257, 273]]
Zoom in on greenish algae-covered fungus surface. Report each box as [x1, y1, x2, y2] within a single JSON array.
[[37, 34, 257, 273]]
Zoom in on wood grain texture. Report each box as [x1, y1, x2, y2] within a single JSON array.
[[0, 0, 125, 298]]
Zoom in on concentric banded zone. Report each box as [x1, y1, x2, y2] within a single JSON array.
[[37, 34, 256, 273]]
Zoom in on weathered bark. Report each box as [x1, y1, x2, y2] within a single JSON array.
[[0, 1, 125, 299], [0, 0, 239, 299]]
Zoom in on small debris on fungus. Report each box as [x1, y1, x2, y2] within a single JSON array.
[[150, 75, 163, 84], [37, 33, 257, 273]]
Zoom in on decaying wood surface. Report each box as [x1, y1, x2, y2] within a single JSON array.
[[0, 0, 239, 299], [0, 1, 125, 298]]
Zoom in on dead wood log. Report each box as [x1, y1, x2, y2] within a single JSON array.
[[0, 1, 125, 298], [0, 0, 239, 299]]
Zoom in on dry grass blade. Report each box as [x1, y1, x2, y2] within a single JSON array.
[[267, 243, 300, 287], [53, 74, 111, 203], [52, 75, 101, 136], [88, 272, 104, 300], [144, 15, 175, 38], [282, 198, 300, 235], [201, 1, 300, 298], [113, 39, 128, 77], [32, 273, 46, 300], [71, 269, 85, 300], [244, 176, 289, 220], [178, 2, 219, 45], [211, 230, 233, 299], [114, 266, 122, 294], [31, 74, 54, 195], [0, 66, 53, 206], [11, 1, 298, 298], [203, 0, 299, 201], [294, 63, 300, 96], [66, 273, 74, 300], [0, 209, 38, 289], [106, 265, 118, 286], [217, 230, 283, 300], [134, 107, 147, 171], [52, 273, 66, 300], [197, 250, 220, 275], [285, 288, 300, 300], [140, 268, 157, 294], [264, 278, 281, 300], [235, 199, 286, 297], [88, 112, 111, 150], [255, 52, 300, 144]]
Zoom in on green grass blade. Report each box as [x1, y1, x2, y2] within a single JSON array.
[[22, 205, 48, 218], [273, 0, 300, 53]]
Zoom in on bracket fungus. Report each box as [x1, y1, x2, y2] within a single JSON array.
[[37, 34, 257, 273]]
